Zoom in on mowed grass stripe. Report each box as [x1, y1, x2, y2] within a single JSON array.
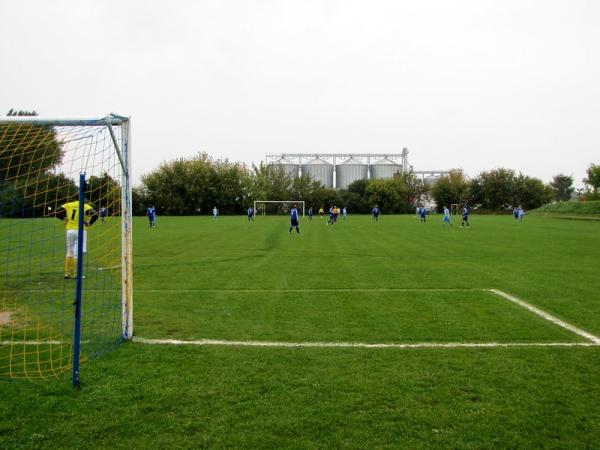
[[133, 215, 600, 335], [133, 290, 582, 343]]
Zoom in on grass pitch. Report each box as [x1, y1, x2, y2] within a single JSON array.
[[2, 214, 600, 448]]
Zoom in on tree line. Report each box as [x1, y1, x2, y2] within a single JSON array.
[[133, 152, 600, 215], [1, 110, 120, 218], [3, 108, 599, 216], [133, 153, 427, 215], [431, 166, 600, 212]]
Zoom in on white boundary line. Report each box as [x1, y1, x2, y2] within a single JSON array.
[[132, 337, 599, 349], [129, 288, 600, 349], [6, 289, 599, 349], [489, 289, 600, 344]]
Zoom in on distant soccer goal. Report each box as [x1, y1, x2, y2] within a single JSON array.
[[450, 203, 461, 216], [253, 201, 305, 217], [0, 114, 133, 383]]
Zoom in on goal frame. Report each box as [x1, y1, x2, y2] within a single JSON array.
[[0, 114, 133, 340], [450, 203, 460, 216], [253, 200, 305, 217]]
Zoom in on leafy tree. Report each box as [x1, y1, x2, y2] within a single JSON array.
[[430, 170, 469, 211], [0, 182, 22, 217], [549, 174, 574, 201], [395, 172, 425, 208], [86, 172, 121, 212], [132, 186, 150, 216], [469, 168, 516, 211], [1, 109, 63, 182], [1, 172, 76, 218], [291, 173, 333, 213], [0, 109, 71, 218], [365, 177, 414, 213], [7, 109, 39, 116], [583, 164, 600, 194], [250, 162, 294, 202], [512, 174, 552, 210], [141, 153, 252, 215]]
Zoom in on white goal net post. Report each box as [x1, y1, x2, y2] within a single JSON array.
[[0, 114, 133, 381], [253, 201, 305, 217]]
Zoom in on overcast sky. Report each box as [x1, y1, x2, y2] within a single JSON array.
[[2, 0, 599, 187]]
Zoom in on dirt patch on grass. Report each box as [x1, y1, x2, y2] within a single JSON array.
[[0, 311, 12, 325]]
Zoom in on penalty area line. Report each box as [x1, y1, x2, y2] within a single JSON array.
[[489, 289, 600, 345], [132, 337, 599, 349]]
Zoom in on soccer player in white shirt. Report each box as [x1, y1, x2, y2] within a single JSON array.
[[442, 206, 452, 226]]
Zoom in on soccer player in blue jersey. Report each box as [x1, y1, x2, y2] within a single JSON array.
[[147, 206, 156, 228], [100, 206, 107, 223], [247, 206, 254, 221], [372, 206, 380, 222], [461, 205, 470, 228], [327, 206, 334, 225], [420, 206, 427, 223], [308, 207, 313, 220], [289, 204, 300, 235], [442, 206, 452, 226]]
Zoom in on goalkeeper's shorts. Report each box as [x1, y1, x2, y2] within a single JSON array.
[[66, 229, 87, 257]]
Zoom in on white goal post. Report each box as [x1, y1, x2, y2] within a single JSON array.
[[253, 201, 305, 217], [0, 114, 132, 382]]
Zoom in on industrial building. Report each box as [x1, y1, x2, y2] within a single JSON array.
[[265, 149, 448, 189]]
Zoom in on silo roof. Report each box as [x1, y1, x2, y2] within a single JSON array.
[[275, 157, 297, 165], [340, 157, 366, 165], [372, 158, 399, 165], [304, 157, 332, 165]]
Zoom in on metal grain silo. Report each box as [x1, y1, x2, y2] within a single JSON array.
[[301, 157, 333, 188], [335, 157, 368, 189], [272, 157, 299, 178], [370, 157, 401, 180]]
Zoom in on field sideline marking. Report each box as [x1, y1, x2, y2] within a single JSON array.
[[489, 289, 600, 344], [3, 339, 598, 348], [6, 289, 600, 349], [132, 288, 600, 349], [132, 337, 598, 349]]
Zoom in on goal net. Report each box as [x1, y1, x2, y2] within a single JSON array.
[[253, 201, 305, 217], [450, 203, 461, 216], [0, 114, 132, 380]]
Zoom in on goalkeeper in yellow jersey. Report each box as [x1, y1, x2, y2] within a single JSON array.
[[54, 192, 98, 279]]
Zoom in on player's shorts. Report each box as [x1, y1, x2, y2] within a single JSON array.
[[66, 229, 87, 257], [291, 219, 299, 227], [462, 215, 468, 221], [443, 216, 450, 223]]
